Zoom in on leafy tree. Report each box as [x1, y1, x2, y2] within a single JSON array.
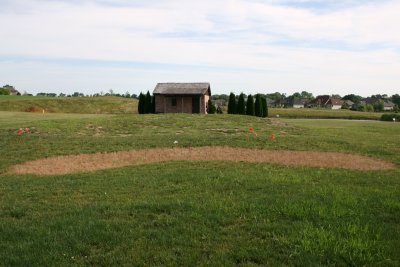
[[254, 94, 263, 117], [236, 93, 245, 115], [211, 94, 229, 102], [365, 104, 374, 112], [72, 92, 81, 97], [228, 93, 237, 114], [373, 100, 384, 112], [392, 94, 400, 107], [207, 100, 216, 114], [138, 92, 145, 114], [291, 92, 301, 99], [342, 94, 363, 104], [0, 88, 10, 95], [246, 95, 254, 116], [145, 91, 152, 113], [371, 94, 383, 99], [261, 96, 268, 117], [301, 91, 314, 99], [266, 92, 285, 101]]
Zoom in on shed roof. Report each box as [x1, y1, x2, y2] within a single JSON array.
[[153, 83, 211, 95]]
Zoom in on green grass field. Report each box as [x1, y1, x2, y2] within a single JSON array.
[[0, 96, 385, 120], [269, 108, 383, 120], [0, 96, 138, 114], [0, 111, 399, 266]]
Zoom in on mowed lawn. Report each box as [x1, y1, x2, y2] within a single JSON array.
[[0, 111, 399, 266]]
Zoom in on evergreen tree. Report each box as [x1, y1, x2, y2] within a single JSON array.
[[237, 93, 246, 115], [207, 99, 216, 114], [145, 91, 152, 113], [255, 94, 263, 117], [138, 92, 145, 114], [151, 95, 156, 113], [246, 95, 254, 116], [261, 96, 268, 118], [227, 93, 237, 114]]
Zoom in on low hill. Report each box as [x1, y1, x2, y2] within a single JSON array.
[[0, 96, 138, 114], [0, 95, 384, 119]]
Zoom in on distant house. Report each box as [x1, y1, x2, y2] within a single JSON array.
[[326, 98, 344, 109], [364, 97, 395, 111], [267, 98, 283, 108], [352, 100, 366, 110], [383, 100, 395, 111], [294, 99, 308, 108], [153, 83, 211, 114], [2, 85, 20, 95], [212, 99, 226, 107], [308, 95, 343, 109], [342, 100, 354, 109], [280, 98, 308, 108]]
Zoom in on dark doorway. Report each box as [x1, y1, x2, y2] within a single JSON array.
[[192, 96, 200, 113]]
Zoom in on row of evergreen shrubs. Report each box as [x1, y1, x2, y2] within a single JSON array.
[[137, 91, 268, 116], [228, 93, 268, 117], [138, 91, 155, 114], [380, 113, 400, 122]]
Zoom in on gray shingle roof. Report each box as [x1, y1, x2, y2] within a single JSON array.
[[153, 83, 211, 95]]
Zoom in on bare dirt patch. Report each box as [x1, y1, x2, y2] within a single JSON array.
[[10, 146, 395, 176]]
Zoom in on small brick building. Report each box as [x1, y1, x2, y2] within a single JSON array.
[[153, 83, 211, 114]]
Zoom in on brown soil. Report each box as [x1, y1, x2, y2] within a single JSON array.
[[25, 106, 45, 113], [10, 146, 395, 176]]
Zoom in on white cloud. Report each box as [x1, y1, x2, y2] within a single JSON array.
[[0, 0, 399, 95]]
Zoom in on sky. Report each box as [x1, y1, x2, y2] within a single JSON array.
[[0, 0, 399, 96]]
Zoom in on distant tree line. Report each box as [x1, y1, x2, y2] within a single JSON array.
[[3, 83, 399, 113], [35, 90, 139, 99], [211, 91, 399, 113]]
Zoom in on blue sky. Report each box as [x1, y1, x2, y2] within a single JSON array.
[[0, 0, 399, 96]]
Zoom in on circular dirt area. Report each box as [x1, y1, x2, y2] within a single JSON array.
[[10, 146, 395, 176]]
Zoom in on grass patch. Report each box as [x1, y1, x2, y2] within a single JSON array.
[[0, 96, 137, 114], [0, 112, 399, 266], [269, 108, 383, 120]]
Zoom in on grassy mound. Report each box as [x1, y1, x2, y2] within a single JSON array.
[[0, 96, 138, 114]]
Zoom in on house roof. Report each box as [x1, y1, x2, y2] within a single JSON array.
[[344, 100, 354, 105], [364, 98, 395, 107], [293, 99, 308, 105], [384, 100, 395, 107], [310, 95, 330, 105], [2, 85, 19, 95], [153, 83, 211, 95], [329, 98, 343, 106]]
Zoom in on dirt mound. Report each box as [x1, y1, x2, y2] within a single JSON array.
[[25, 106, 47, 113], [10, 146, 395, 176]]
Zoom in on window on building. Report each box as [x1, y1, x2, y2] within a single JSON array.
[[171, 98, 177, 106]]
